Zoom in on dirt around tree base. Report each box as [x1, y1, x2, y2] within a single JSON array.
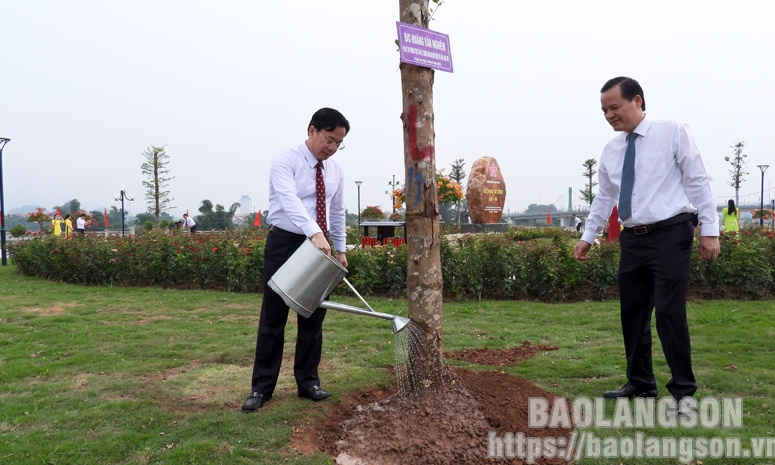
[[293, 342, 571, 465], [443, 340, 560, 367]]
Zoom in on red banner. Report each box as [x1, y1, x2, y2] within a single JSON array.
[[104, 208, 110, 227], [607, 206, 620, 242]]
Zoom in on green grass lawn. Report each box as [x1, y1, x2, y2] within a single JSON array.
[[2, 264, 774, 464]]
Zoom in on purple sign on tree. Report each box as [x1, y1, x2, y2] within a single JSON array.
[[396, 21, 453, 73]]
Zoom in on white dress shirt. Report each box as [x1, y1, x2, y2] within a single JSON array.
[[581, 115, 719, 244], [266, 142, 346, 252]]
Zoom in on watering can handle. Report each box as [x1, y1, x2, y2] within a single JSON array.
[[342, 277, 376, 313]]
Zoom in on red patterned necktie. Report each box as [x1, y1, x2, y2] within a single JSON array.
[[316, 161, 328, 237]]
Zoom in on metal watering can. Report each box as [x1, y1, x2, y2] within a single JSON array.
[[267, 239, 410, 334]]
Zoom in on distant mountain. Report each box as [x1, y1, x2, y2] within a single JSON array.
[[8, 205, 43, 215]]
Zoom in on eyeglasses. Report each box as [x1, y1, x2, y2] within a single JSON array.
[[316, 129, 346, 150]]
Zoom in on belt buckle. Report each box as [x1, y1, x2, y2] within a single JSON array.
[[633, 225, 649, 235]]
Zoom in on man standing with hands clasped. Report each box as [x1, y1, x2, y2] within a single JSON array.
[[574, 77, 720, 413], [242, 108, 349, 412]]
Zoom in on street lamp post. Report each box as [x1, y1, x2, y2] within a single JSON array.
[[0, 138, 10, 266], [355, 181, 363, 226], [114, 188, 134, 236], [387, 174, 399, 213], [758, 165, 769, 227]]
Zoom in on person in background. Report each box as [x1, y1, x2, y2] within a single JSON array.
[[574, 77, 719, 414], [722, 199, 740, 232], [573, 214, 582, 232], [169, 220, 183, 236], [64, 214, 73, 237], [76, 213, 87, 235], [182, 213, 197, 234], [242, 107, 350, 413], [52, 214, 63, 236]]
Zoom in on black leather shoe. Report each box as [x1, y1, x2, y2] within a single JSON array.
[[241, 392, 271, 412], [603, 383, 658, 399], [298, 385, 331, 401]]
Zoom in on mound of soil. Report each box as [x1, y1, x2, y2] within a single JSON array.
[[293, 342, 571, 464]]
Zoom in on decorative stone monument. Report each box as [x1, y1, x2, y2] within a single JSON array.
[[464, 157, 508, 232]]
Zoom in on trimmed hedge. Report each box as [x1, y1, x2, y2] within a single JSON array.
[[10, 230, 265, 293], [8, 227, 775, 302]]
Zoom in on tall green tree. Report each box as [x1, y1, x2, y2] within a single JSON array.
[[580, 158, 598, 208], [134, 211, 175, 227], [449, 158, 467, 227], [104, 206, 123, 230], [526, 203, 558, 213], [725, 141, 748, 206], [196, 199, 240, 231], [95, 206, 126, 231], [89, 210, 107, 230], [141, 145, 175, 226], [52, 199, 81, 215]]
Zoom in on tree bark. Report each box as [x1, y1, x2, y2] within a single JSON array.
[[399, 0, 445, 390]]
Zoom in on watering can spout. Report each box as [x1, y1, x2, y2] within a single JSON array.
[[392, 316, 411, 334]]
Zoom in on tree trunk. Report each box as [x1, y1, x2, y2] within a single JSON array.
[[399, 0, 445, 391]]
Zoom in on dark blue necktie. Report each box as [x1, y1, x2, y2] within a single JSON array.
[[618, 132, 637, 221]]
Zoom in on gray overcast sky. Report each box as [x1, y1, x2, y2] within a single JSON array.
[[2, 1, 773, 218]]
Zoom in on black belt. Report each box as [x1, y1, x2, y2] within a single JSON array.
[[623, 212, 698, 236], [269, 226, 307, 242]]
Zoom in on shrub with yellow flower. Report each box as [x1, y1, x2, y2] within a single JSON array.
[[392, 186, 405, 210], [436, 171, 464, 205], [392, 169, 464, 209]]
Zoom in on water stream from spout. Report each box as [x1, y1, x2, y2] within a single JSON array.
[[393, 320, 449, 404]]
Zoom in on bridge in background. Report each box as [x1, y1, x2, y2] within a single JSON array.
[[502, 203, 773, 228]]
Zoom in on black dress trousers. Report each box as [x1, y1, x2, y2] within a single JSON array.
[[617, 220, 697, 398], [250, 232, 327, 396]]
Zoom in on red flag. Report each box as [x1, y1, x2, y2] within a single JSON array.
[[104, 208, 110, 227], [547, 211, 551, 226], [55, 209, 61, 216], [253, 211, 262, 227]]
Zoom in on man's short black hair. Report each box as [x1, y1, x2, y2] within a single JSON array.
[[601, 76, 646, 111], [309, 108, 350, 135]]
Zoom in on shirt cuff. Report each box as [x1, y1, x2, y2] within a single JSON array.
[[699, 222, 720, 236], [580, 230, 598, 244]]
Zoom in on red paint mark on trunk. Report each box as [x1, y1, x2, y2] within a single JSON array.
[[407, 105, 434, 161]]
